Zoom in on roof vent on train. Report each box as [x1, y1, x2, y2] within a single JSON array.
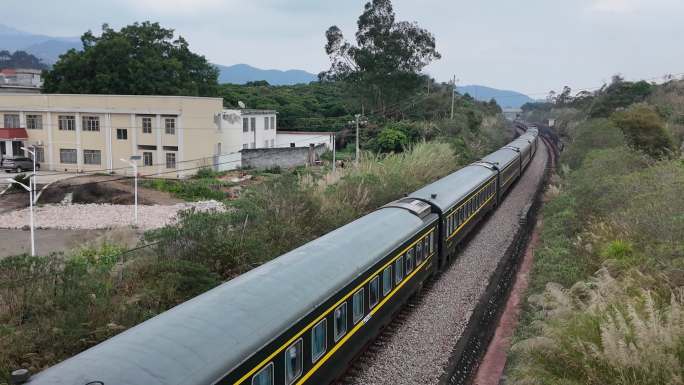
[[471, 161, 499, 171], [504, 145, 521, 152], [383, 198, 432, 218]]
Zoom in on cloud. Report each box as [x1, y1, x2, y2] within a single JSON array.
[[589, 0, 637, 13]]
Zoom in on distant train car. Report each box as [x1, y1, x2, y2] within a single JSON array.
[[480, 147, 521, 196], [409, 164, 497, 268], [27, 200, 438, 385]]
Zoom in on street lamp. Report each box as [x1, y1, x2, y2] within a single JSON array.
[[20, 146, 36, 203], [6, 178, 35, 256], [121, 156, 141, 226], [355, 114, 361, 166]]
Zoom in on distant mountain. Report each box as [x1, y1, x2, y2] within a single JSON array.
[[0, 24, 80, 65], [457, 85, 534, 109], [216, 63, 317, 85]]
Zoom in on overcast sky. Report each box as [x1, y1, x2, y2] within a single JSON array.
[[3, 0, 684, 95]]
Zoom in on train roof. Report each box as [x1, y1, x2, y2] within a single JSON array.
[[481, 148, 520, 170], [28, 208, 434, 385], [409, 165, 495, 213]]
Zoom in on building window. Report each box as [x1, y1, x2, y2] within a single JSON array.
[[334, 303, 347, 342], [26, 115, 42, 130], [270, 117, 275, 130], [270, 139, 275, 147], [165, 118, 176, 135], [243, 144, 248, 149], [165, 152, 176, 169], [252, 363, 273, 385], [33, 147, 45, 162], [142, 117, 152, 134], [250, 117, 256, 132], [352, 289, 364, 324], [83, 149, 101, 165], [251, 142, 256, 149], [264, 140, 269, 148], [4, 114, 20, 128], [311, 320, 326, 363], [59, 148, 77, 164], [264, 116, 269, 130], [284, 339, 303, 385], [243, 118, 249, 132], [58, 115, 76, 131], [143, 152, 153, 166], [290, 142, 295, 148], [82, 116, 100, 132], [116, 129, 128, 140]]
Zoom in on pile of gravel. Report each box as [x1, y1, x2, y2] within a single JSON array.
[[0, 200, 226, 230], [347, 144, 549, 385]]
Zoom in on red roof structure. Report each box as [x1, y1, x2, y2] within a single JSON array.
[[0, 128, 28, 140]]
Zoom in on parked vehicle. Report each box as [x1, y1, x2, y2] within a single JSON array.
[[0, 156, 40, 173]]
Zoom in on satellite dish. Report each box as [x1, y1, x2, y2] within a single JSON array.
[[238, 101, 246, 109]]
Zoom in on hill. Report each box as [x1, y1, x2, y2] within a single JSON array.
[[216, 63, 317, 85], [456, 85, 534, 109], [0, 24, 79, 64]]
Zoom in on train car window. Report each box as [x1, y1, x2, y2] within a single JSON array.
[[382, 266, 392, 295], [311, 320, 327, 363], [395, 256, 404, 284], [252, 362, 274, 385], [408, 247, 417, 269], [352, 289, 364, 324], [407, 249, 415, 274], [334, 303, 347, 342], [369, 276, 379, 309], [429, 233, 435, 254], [284, 339, 303, 385]]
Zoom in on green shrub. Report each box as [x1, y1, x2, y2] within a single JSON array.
[[611, 104, 677, 158], [561, 119, 627, 169]]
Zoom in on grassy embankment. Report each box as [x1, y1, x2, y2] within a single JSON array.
[[0, 113, 510, 381], [507, 80, 684, 385]]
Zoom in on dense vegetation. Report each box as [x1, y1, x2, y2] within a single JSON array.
[[0, 50, 47, 70], [508, 79, 683, 384], [42, 22, 219, 96]]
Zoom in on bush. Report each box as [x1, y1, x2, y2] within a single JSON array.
[[561, 119, 627, 169], [611, 104, 677, 158], [510, 270, 683, 385], [372, 126, 409, 153]]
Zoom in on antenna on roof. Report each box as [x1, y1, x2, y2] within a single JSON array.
[[238, 101, 246, 109]]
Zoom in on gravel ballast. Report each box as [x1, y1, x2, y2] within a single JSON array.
[[0, 200, 225, 230], [347, 143, 549, 385]]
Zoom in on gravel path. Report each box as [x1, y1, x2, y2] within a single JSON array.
[[0, 201, 225, 230], [348, 143, 548, 385]]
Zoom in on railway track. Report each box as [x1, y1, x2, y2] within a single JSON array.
[[336, 128, 553, 385]]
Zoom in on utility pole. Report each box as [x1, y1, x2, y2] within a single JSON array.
[[355, 114, 361, 166], [121, 156, 140, 226], [332, 132, 336, 172], [6, 177, 35, 255], [450, 75, 456, 119]]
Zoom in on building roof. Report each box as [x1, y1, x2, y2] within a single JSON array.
[[277, 131, 335, 135]]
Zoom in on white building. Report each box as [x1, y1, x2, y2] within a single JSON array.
[[276, 131, 335, 151], [216, 109, 277, 171]]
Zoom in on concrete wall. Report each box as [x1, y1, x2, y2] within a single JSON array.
[[276, 131, 334, 151], [241, 144, 326, 170]]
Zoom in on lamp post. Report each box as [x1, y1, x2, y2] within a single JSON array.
[[121, 156, 141, 226], [20, 146, 36, 203], [355, 114, 361, 166], [6, 178, 35, 256]]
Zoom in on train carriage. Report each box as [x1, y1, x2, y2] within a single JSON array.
[[480, 148, 521, 197], [409, 164, 497, 268], [26, 200, 439, 385]]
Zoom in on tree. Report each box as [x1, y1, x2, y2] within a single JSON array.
[[322, 0, 441, 116], [0, 50, 47, 70], [372, 126, 409, 152], [43, 22, 218, 96], [611, 104, 676, 158]]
